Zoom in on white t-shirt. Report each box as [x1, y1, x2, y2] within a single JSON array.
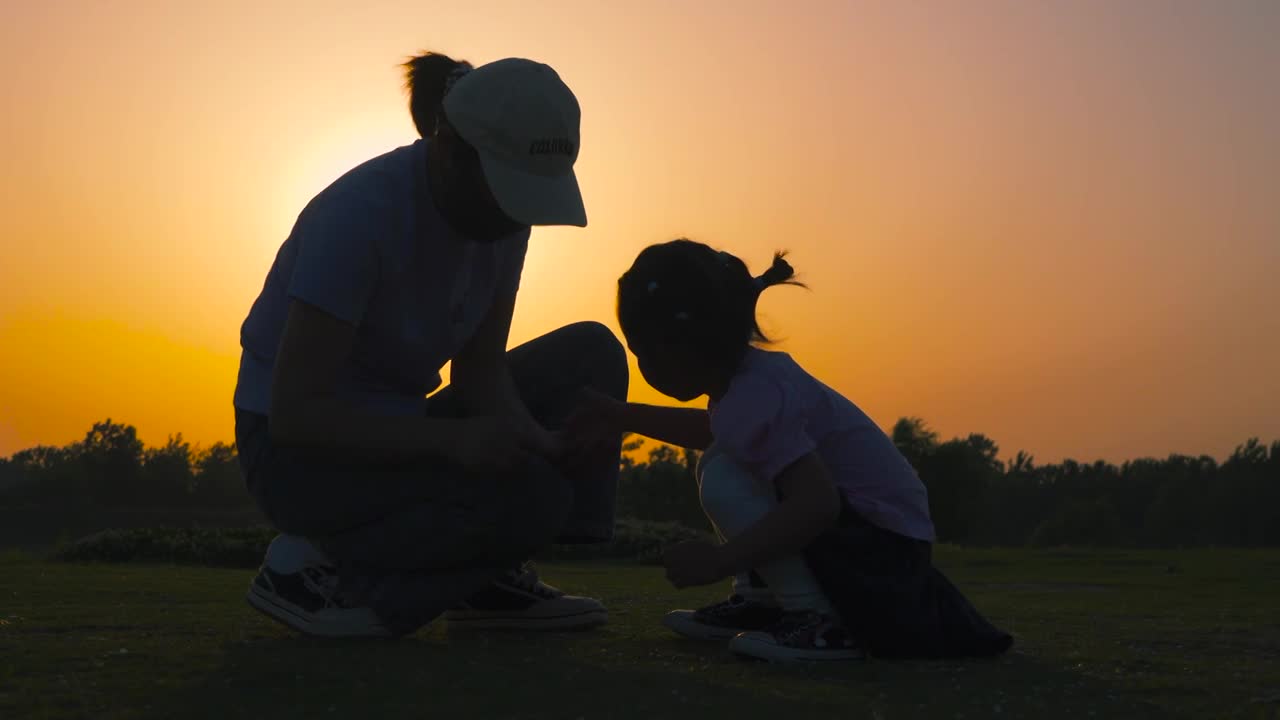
[[708, 348, 937, 542]]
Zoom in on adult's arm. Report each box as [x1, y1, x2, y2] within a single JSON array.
[[268, 299, 466, 462], [449, 237, 557, 456]]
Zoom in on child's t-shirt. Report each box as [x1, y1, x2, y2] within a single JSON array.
[[707, 347, 936, 542]]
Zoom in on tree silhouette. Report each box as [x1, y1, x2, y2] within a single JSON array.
[[141, 434, 195, 507], [892, 417, 938, 468], [79, 419, 145, 506], [191, 442, 245, 508]]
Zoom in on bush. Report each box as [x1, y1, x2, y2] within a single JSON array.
[[55, 526, 277, 567], [615, 446, 712, 533], [53, 518, 711, 568], [539, 517, 712, 564]]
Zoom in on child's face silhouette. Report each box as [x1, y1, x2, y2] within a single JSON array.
[[630, 337, 708, 402]]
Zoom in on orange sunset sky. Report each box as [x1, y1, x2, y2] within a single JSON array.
[[1, 1, 1277, 463]]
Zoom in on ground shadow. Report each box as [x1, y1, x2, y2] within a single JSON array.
[[143, 627, 1174, 720]]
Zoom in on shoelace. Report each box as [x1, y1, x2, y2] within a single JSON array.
[[705, 594, 781, 617], [300, 565, 345, 609], [774, 611, 825, 643], [505, 568, 563, 599], [704, 595, 747, 617]]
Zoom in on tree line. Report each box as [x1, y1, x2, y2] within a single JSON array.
[[0, 420, 244, 510], [609, 419, 1280, 547], [2, 418, 1277, 547]]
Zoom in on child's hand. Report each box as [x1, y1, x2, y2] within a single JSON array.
[[663, 540, 730, 588]]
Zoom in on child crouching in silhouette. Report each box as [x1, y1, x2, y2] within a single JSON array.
[[568, 239, 1013, 662]]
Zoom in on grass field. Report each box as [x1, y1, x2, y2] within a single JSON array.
[[2, 547, 1278, 719]]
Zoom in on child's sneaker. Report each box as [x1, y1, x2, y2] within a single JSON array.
[[246, 564, 391, 638], [663, 594, 784, 640], [729, 610, 864, 662]]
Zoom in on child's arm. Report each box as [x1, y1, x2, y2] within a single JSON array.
[[566, 388, 712, 451], [712, 453, 842, 576], [618, 402, 712, 450]]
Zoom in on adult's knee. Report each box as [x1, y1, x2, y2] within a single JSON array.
[[564, 321, 628, 398]]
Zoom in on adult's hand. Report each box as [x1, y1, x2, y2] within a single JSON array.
[[452, 415, 537, 473], [561, 387, 627, 464]]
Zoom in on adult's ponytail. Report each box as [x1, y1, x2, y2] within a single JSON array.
[[403, 51, 473, 138]]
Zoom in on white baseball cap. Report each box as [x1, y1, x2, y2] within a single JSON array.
[[442, 58, 587, 227]]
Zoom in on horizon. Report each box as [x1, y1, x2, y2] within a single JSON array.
[[2, 0, 1278, 463], [3, 410, 1277, 469]]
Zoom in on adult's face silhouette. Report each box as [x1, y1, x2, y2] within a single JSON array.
[[428, 118, 528, 243]]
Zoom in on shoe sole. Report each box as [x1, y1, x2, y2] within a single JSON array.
[[728, 634, 865, 662], [444, 609, 608, 632], [245, 584, 391, 638], [662, 612, 745, 641]]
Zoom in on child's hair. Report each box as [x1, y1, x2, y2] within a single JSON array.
[[402, 51, 474, 138], [617, 238, 804, 370]]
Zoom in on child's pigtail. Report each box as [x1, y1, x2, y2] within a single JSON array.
[[753, 251, 803, 293]]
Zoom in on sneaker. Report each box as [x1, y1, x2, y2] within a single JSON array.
[[444, 565, 607, 631], [662, 594, 784, 641], [246, 564, 391, 638], [729, 610, 864, 662]]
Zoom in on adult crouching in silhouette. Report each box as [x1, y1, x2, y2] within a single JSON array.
[[232, 52, 627, 637]]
